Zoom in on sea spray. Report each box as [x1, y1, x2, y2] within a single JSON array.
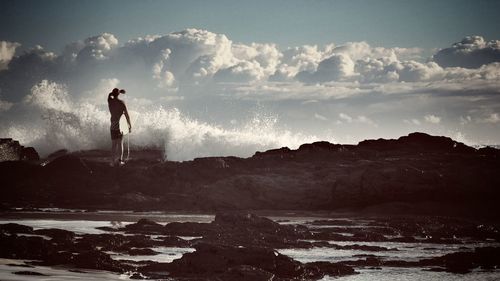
[[1, 80, 324, 160]]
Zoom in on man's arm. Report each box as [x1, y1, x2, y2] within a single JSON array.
[[123, 103, 132, 133]]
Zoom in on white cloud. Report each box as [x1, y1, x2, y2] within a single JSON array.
[[424, 114, 441, 124], [1, 29, 500, 156], [433, 36, 500, 68], [0, 98, 13, 112], [338, 113, 376, 126], [478, 113, 500, 124], [339, 113, 353, 122], [404, 119, 421, 125], [0, 41, 21, 70], [314, 113, 328, 121], [297, 53, 355, 82], [459, 115, 472, 125]]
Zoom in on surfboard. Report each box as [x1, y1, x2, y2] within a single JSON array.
[[119, 115, 129, 135]]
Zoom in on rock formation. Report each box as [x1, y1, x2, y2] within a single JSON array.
[[1, 132, 499, 215], [0, 138, 39, 162]]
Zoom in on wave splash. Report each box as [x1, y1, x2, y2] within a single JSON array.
[[1, 80, 321, 161]]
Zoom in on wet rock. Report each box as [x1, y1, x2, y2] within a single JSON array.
[[164, 222, 213, 236], [308, 219, 355, 226], [161, 236, 192, 247], [0, 233, 52, 260], [0, 138, 39, 162], [217, 265, 275, 281], [330, 243, 395, 252], [13, 271, 47, 276], [138, 239, 359, 279], [127, 248, 160, 256], [77, 233, 129, 251], [305, 261, 357, 277], [202, 212, 306, 248], [6, 263, 34, 268], [21, 147, 40, 161], [0, 223, 34, 234], [124, 218, 165, 234], [34, 228, 75, 241], [71, 250, 130, 272], [43, 154, 91, 175]]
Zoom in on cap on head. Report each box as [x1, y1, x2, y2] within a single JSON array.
[[112, 88, 119, 94]]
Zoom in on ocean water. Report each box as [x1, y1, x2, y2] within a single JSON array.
[[1, 211, 499, 280]]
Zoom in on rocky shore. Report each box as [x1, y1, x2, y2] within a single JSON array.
[[1, 132, 499, 217], [1, 212, 499, 280]]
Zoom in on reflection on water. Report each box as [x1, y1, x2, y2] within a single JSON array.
[[0, 259, 131, 281], [324, 267, 500, 281]]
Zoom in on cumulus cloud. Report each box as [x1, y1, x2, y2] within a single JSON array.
[[433, 36, 500, 68], [424, 114, 441, 124], [297, 53, 355, 83], [0, 41, 21, 70], [1, 29, 500, 157]]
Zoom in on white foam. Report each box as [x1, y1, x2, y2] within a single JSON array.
[[1, 80, 322, 161]]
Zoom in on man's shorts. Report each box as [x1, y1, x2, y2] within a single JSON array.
[[110, 129, 123, 140]]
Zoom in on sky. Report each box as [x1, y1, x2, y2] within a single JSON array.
[[1, 0, 500, 160]]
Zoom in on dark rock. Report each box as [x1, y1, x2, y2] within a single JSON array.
[[2, 132, 500, 216], [165, 243, 306, 279], [357, 132, 475, 154], [217, 265, 275, 281], [0, 233, 52, 260], [77, 234, 129, 251], [34, 228, 75, 241], [125, 218, 165, 234], [330, 243, 395, 252], [203, 212, 305, 248], [309, 219, 355, 226], [6, 263, 34, 268], [0, 223, 34, 234], [127, 248, 160, 256], [161, 236, 191, 247], [13, 271, 47, 276], [305, 261, 357, 277], [477, 146, 500, 157], [0, 138, 39, 162], [71, 250, 130, 272], [253, 146, 294, 159], [21, 147, 40, 161], [164, 222, 213, 236], [43, 154, 91, 175]]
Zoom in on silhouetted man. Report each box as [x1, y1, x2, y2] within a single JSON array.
[[108, 88, 131, 166]]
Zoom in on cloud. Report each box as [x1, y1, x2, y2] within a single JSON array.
[[314, 113, 328, 121], [404, 119, 421, 125], [0, 41, 21, 70], [339, 113, 353, 122], [424, 114, 441, 124], [478, 113, 500, 124], [433, 36, 500, 68], [338, 113, 376, 126], [1, 29, 500, 157], [0, 98, 13, 112]]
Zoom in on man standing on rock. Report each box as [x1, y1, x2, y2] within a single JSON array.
[[108, 88, 131, 166]]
